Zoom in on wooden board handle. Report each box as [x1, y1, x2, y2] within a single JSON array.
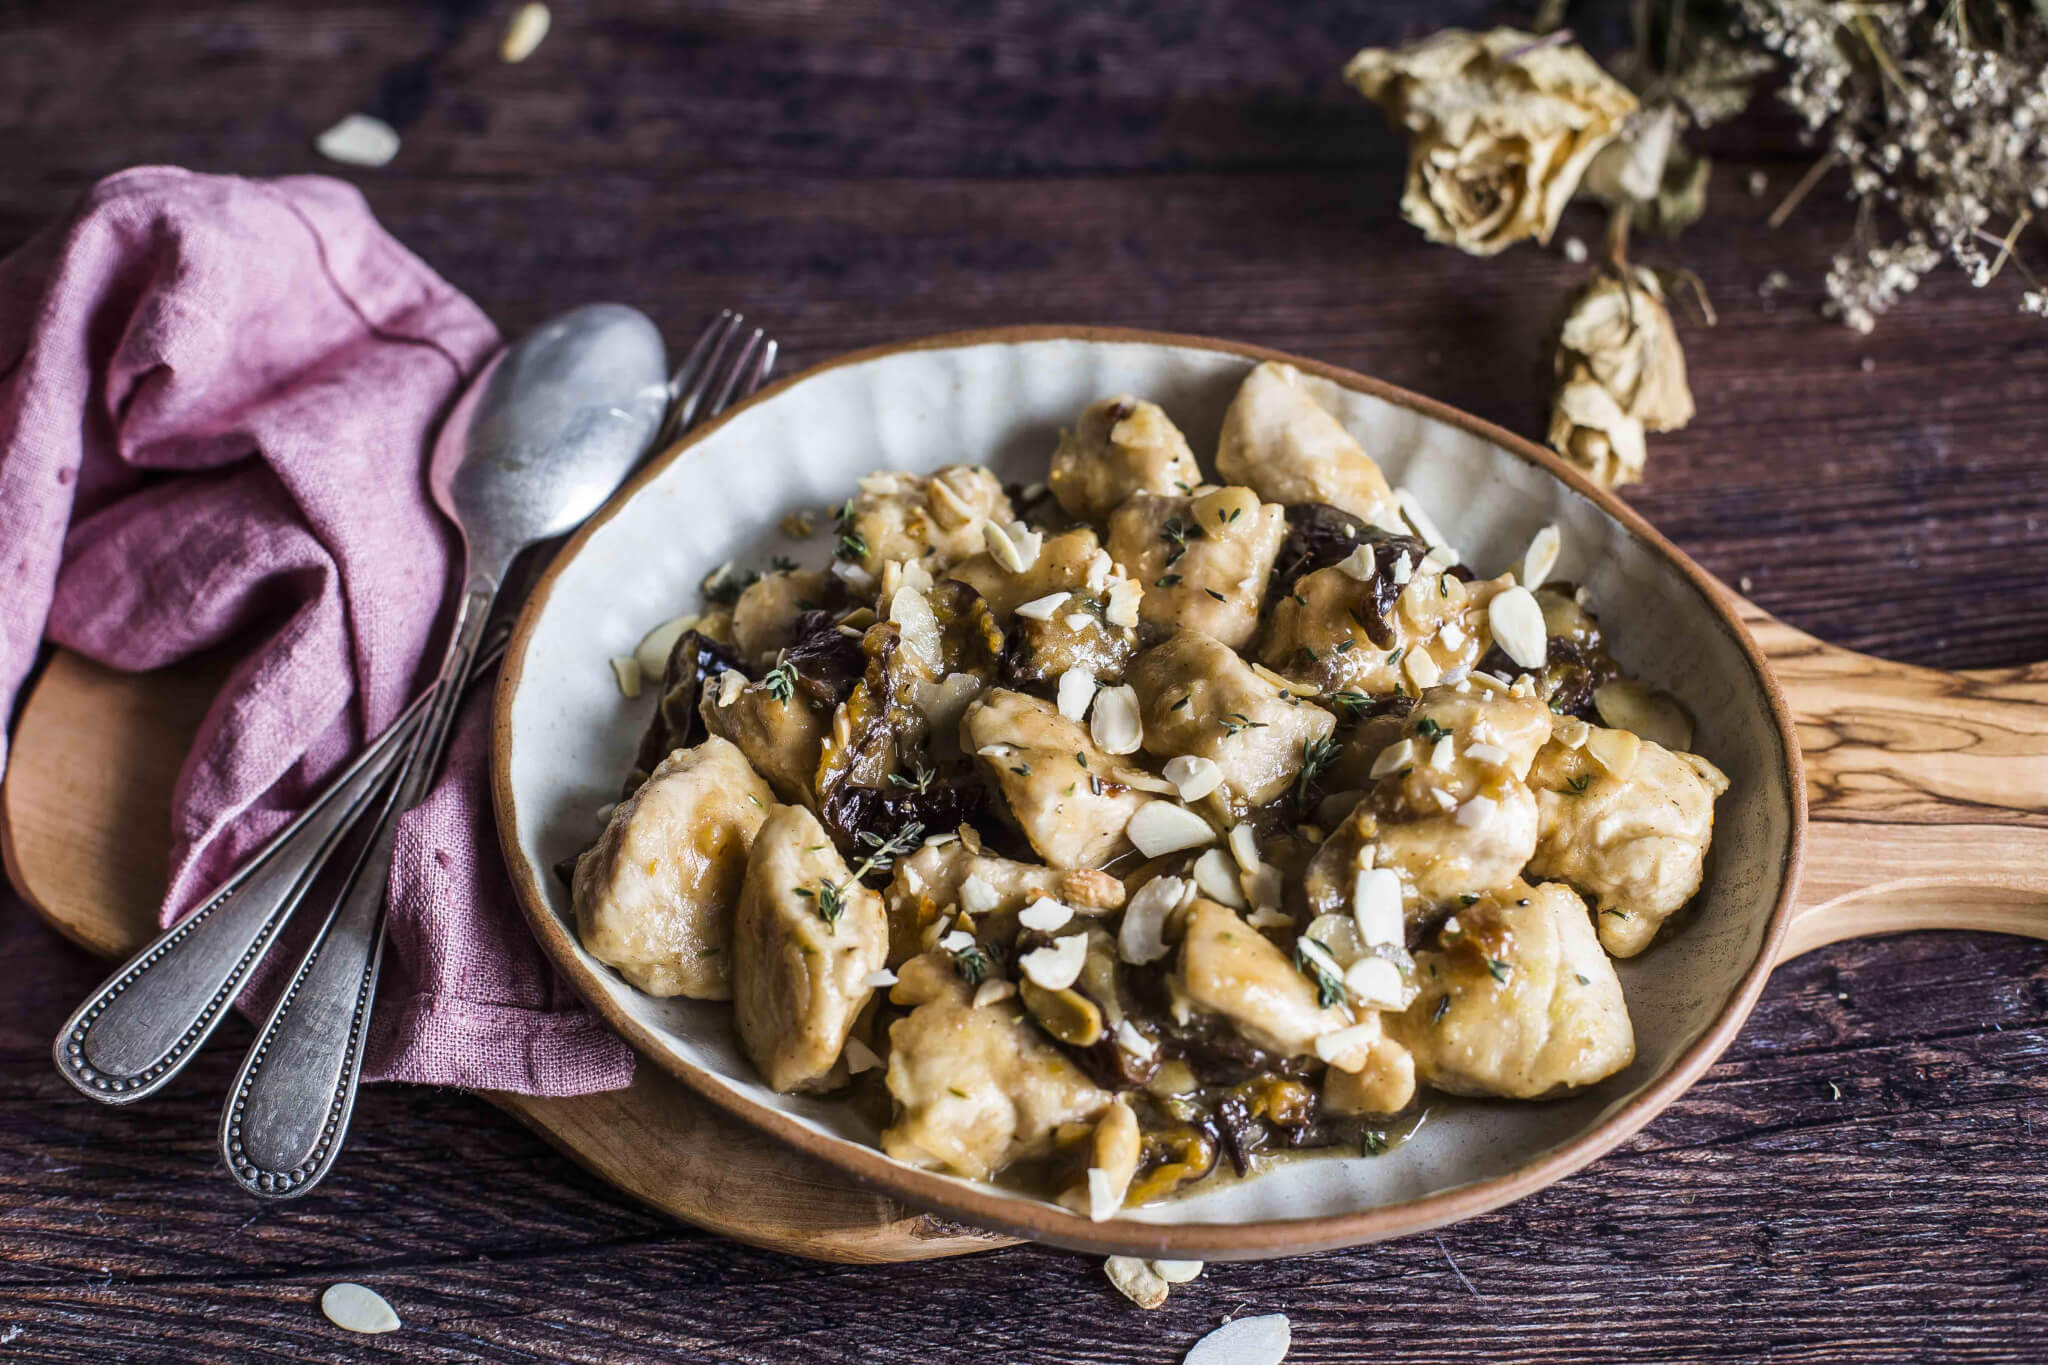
[[1740, 599, 2048, 961]]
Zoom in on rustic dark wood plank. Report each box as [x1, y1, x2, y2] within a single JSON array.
[[3, 0, 2047, 1360]]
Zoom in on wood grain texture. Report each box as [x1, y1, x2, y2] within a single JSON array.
[[3, 0, 2046, 1359]]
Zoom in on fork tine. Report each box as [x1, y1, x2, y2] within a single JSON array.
[[663, 315, 745, 444], [706, 328, 769, 419]]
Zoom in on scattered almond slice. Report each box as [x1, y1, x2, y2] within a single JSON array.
[[632, 613, 699, 677], [973, 979, 1017, 1008], [1105, 578, 1144, 628], [1020, 934, 1089, 990], [1091, 684, 1144, 755], [1369, 737, 1419, 779], [1105, 1255, 1170, 1310], [1183, 1312, 1291, 1365], [1018, 898, 1075, 933], [321, 1282, 400, 1335], [1345, 956, 1406, 1011], [860, 968, 898, 990], [1487, 585, 1548, 670], [315, 114, 400, 168], [1584, 724, 1643, 780], [1394, 488, 1456, 560], [1127, 803, 1216, 858], [1227, 823, 1260, 872], [1192, 847, 1246, 908], [1163, 755, 1224, 802], [1057, 668, 1098, 722], [1015, 591, 1070, 621], [1116, 1020, 1158, 1059], [1352, 867, 1403, 947], [609, 656, 642, 699], [1118, 876, 1186, 965], [843, 1037, 883, 1074], [1152, 1259, 1204, 1284], [1454, 794, 1498, 830], [1521, 524, 1561, 589], [499, 2, 551, 61]]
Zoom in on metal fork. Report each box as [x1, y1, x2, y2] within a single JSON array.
[[53, 310, 778, 1117]]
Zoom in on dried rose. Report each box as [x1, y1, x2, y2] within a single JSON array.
[[1547, 265, 1693, 487], [1346, 29, 1637, 257], [1548, 373, 1647, 488]]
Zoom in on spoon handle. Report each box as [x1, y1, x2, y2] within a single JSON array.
[[220, 582, 495, 1198], [51, 690, 433, 1105]]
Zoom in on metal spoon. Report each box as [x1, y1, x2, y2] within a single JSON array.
[[218, 303, 671, 1198]]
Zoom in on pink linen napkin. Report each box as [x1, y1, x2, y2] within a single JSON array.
[[0, 166, 634, 1095]]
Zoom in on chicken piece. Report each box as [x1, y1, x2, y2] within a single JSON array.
[[962, 689, 1149, 869], [1258, 560, 1509, 699], [1214, 360, 1402, 530], [1526, 725, 1729, 957], [1389, 881, 1634, 1099], [731, 568, 830, 669], [884, 840, 1125, 966], [1125, 630, 1336, 811], [1049, 396, 1203, 525], [1300, 685, 1553, 920], [1176, 899, 1353, 1058], [702, 669, 833, 807], [882, 951, 1110, 1179], [842, 465, 1013, 580], [1322, 1033, 1418, 1116], [572, 738, 773, 999], [1106, 487, 1285, 650], [947, 527, 1104, 621], [731, 804, 888, 1093]]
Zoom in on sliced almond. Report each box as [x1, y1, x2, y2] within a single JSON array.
[[609, 656, 642, 699], [321, 1282, 400, 1335], [843, 1037, 883, 1074], [1295, 936, 1346, 990], [1018, 898, 1074, 933], [1112, 766, 1179, 796], [940, 928, 976, 953], [499, 2, 552, 62], [1105, 578, 1144, 629], [982, 520, 1026, 573], [1337, 543, 1378, 581], [889, 586, 943, 670], [860, 968, 898, 990], [1487, 585, 1549, 670], [1091, 684, 1144, 756], [315, 114, 401, 168], [1454, 794, 1498, 829], [1020, 934, 1089, 990], [1464, 741, 1510, 767], [959, 874, 1000, 917], [1065, 612, 1097, 633], [1015, 591, 1070, 621], [1394, 487, 1456, 559], [1057, 668, 1098, 722], [632, 613, 699, 677], [1086, 1166, 1122, 1222], [1085, 548, 1115, 595], [973, 978, 1017, 1009], [1192, 848, 1247, 909], [1593, 679, 1695, 751], [715, 669, 748, 708], [1345, 956, 1408, 1010], [1246, 906, 1292, 929], [1119, 875, 1186, 964], [1369, 737, 1420, 779], [1104, 1256, 1169, 1310], [1127, 802, 1215, 857], [1521, 524, 1562, 590], [1389, 551, 1413, 585], [1227, 822, 1261, 872], [926, 471, 977, 528], [1427, 735, 1454, 771], [1585, 724, 1643, 781], [1115, 1020, 1158, 1059], [1436, 620, 1467, 652], [1352, 867, 1404, 947], [1553, 715, 1592, 749], [1162, 755, 1224, 802], [1151, 1259, 1204, 1284]]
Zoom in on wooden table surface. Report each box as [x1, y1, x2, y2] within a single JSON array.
[[5, 2, 2047, 1360]]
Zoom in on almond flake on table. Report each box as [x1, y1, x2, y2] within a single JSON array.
[[1183, 1312, 1291, 1365], [321, 1282, 400, 1335], [499, 2, 551, 62], [315, 114, 401, 168]]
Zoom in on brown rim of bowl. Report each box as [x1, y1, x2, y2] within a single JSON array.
[[490, 323, 1807, 1260]]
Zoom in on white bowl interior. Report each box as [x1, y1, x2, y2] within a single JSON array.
[[503, 337, 1791, 1233]]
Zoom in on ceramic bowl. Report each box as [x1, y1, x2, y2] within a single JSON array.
[[493, 326, 1804, 1259]]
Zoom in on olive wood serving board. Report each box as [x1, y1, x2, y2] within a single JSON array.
[[5, 594, 2045, 1262]]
